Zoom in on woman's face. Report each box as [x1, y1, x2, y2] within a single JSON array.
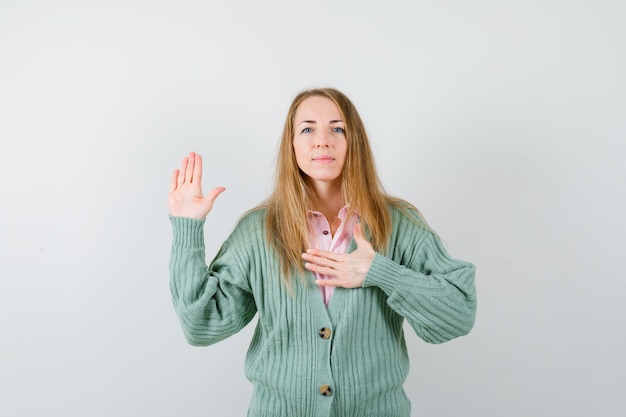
[[292, 96, 347, 190]]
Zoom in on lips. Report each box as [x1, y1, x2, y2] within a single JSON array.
[[312, 155, 335, 162]]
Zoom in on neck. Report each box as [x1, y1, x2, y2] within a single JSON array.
[[309, 180, 345, 220]]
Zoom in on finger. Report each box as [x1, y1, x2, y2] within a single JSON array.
[[185, 151, 196, 184], [205, 186, 226, 210], [304, 248, 343, 262], [303, 254, 340, 273], [302, 254, 338, 271], [317, 277, 363, 289], [178, 156, 189, 187], [304, 262, 337, 277], [196, 187, 226, 216], [169, 169, 179, 193], [316, 279, 342, 287], [192, 153, 203, 184]]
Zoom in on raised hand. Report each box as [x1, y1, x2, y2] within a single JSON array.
[[301, 223, 375, 288], [168, 151, 226, 220]]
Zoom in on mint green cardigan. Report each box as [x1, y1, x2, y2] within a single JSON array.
[[170, 205, 476, 417]]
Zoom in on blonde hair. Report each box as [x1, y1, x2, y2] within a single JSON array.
[[262, 88, 422, 286]]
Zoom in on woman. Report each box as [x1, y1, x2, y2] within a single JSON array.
[[168, 88, 476, 417]]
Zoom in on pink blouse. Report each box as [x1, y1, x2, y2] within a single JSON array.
[[306, 206, 359, 306]]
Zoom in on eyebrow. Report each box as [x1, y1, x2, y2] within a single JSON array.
[[297, 119, 344, 125]]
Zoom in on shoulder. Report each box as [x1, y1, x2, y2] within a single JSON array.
[[214, 207, 268, 267], [382, 200, 451, 267], [386, 198, 429, 229], [226, 206, 267, 242], [237, 206, 267, 228], [383, 198, 438, 247]]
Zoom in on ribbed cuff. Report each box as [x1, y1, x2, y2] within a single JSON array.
[[169, 216, 205, 248], [362, 253, 404, 295]]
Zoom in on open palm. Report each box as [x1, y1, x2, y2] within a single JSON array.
[[168, 152, 225, 220]]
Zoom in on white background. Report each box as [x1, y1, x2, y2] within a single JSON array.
[[1, 1, 625, 416]]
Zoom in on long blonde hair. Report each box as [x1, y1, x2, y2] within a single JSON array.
[[263, 88, 421, 286]]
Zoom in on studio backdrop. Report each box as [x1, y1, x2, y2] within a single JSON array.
[[1, 1, 624, 416]]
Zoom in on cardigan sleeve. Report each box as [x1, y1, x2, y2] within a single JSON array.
[[169, 216, 257, 346], [362, 211, 477, 344]]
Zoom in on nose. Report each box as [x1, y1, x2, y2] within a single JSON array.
[[314, 130, 330, 147]]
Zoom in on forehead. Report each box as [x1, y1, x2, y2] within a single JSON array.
[[294, 96, 342, 121]]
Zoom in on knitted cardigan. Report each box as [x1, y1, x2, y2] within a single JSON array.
[[170, 205, 476, 417]]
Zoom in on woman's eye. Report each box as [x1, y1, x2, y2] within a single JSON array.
[[333, 127, 345, 134], [301, 127, 312, 134]]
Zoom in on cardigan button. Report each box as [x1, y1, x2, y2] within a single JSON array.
[[322, 230, 329, 235], [319, 327, 332, 339], [319, 384, 332, 396]]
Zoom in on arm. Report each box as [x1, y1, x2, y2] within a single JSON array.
[[168, 152, 256, 346], [170, 217, 256, 346], [363, 226, 476, 344]]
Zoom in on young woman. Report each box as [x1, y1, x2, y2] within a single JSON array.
[[168, 88, 476, 417]]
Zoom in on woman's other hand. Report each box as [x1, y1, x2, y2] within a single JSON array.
[[168, 151, 225, 220], [302, 223, 375, 288]]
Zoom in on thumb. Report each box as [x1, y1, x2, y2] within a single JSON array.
[[204, 186, 226, 212], [353, 223, 370, 246]]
